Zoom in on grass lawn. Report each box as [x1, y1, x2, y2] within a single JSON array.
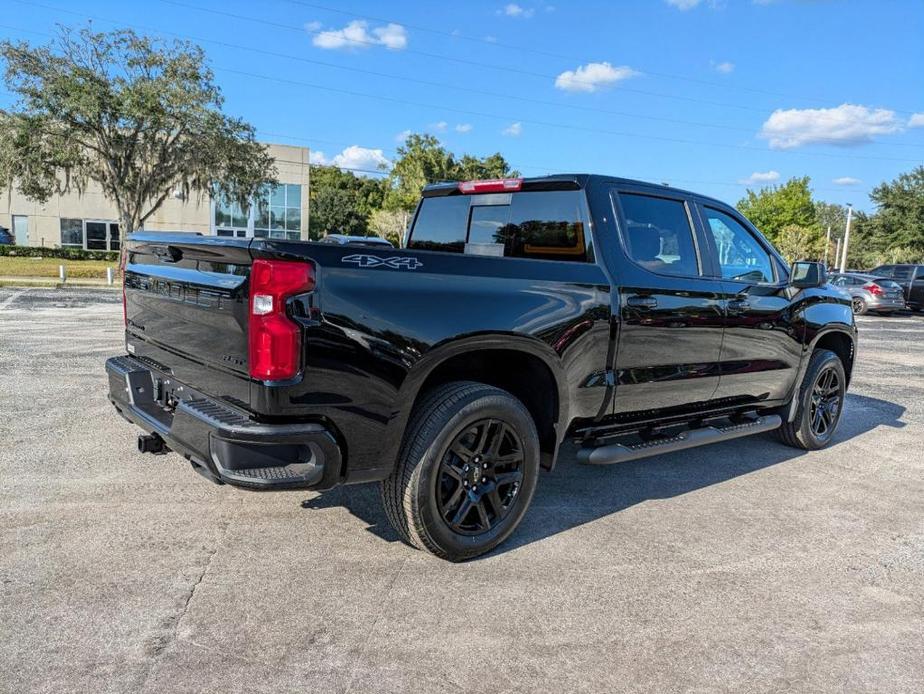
[[0, 255, 117, 279]]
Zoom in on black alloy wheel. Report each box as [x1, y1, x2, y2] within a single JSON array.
[[437, 419, 525, 535], [809, 367, 842, 439], [777, 348, 846, 450], [380, 381, 540, 561]]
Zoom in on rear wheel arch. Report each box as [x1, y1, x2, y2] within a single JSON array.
[[405, 343, 565, 470]]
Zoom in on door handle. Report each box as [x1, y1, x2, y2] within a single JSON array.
[[626, 295, 658, 309], [727, 299, 750, 313]]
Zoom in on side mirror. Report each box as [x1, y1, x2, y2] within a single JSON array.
[[790, 261, 826, 289]]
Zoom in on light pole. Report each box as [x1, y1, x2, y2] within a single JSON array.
[[839, 203, 854, 272], [823, 225, 831, 266], [834, 237, 841, 270]]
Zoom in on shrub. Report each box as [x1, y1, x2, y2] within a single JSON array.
[[0, 245, 119, 261]]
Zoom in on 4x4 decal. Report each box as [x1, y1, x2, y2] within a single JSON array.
[[341, 254, 423, 270]]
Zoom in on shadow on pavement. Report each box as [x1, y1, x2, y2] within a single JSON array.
[[300, 393, 906, 556]]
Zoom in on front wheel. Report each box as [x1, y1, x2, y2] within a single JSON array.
[[777, 349, 846, 450], [381, 382, 540, 561]]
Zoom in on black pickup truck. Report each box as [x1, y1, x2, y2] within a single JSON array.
[[106, 174, 857, 561]]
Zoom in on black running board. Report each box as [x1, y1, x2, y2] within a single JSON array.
[[576, 415, 782, 465]]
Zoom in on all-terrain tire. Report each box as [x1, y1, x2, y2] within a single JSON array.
[[777, 349, 846, 450], [380, 381, 540, 561]]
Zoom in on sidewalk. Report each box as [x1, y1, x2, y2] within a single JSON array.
[[0, 276, 120, 290]]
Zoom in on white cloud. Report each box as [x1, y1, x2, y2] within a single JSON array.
[[666, 0, 703, 9], [310, 146, 390, 173], [502, 3, 535, 18], [713, 61, 735, 74], [833, 176, 862, 186], [430, 121, 448, 133], [909, 113, 924, 128], [304, 20, 322, 32], [394, 129, 412, 143], [738, 170, 780, 185], [502, 122, 523, 137], [759, 104, 904, 149], [554, 61, 639, 93], [311, 20, 407, 51], [455, 123, 473, 133]]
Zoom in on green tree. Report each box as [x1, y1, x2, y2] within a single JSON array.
[[0, 26, 276, 233], [865, 165, 924, 257], [367, 209, 408, 247], [736, 176, 817, 244], [384, 133, 517, 212], [776, 224, 826, 263], [310, 185, 368, 237], [384, 134, 456, 212], [308, 164, 388, 238]]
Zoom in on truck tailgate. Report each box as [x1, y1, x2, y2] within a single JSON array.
[[123, 234, 253, 408]]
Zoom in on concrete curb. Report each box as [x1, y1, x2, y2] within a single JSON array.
[[0, 276, 120, 290]]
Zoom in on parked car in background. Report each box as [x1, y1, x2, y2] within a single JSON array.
[[829, 272, 907, 315], [866, 264, 924, 312], [319, 234, 394, 248], [0, 227, 13, 245]]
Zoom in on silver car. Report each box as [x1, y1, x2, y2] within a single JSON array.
[[829, 272, 906, 315]]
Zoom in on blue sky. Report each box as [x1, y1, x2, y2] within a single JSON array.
[[2, 0, 923, 211]]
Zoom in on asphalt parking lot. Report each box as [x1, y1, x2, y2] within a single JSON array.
[[1, 287, 922, 693]]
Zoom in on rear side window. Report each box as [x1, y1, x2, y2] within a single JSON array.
[[892, 266, 913, 280], [617, 193, 699, 277], [408, 190, 591, 262]]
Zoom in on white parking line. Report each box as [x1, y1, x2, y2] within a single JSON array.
[[0, 288, 31, 311]]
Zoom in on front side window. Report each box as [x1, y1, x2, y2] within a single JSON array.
[[891, 266, 913, 280], [702, 207, 774, 284], [617, 193, 699, 276]]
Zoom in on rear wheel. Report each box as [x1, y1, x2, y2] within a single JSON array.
[[777, 349, 846, 450], [851, 296, 868, 315], [381, 382, 540, 561]]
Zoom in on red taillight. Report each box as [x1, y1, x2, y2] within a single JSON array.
[[248, 259, 315, 381], [458, 178, 523, 194], [863, 282, 884, 296]]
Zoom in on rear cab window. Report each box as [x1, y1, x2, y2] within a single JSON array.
[[408, 189, 593, 262]]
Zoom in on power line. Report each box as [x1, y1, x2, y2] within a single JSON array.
[[10, 0, 924, 156], [217, 66, 923, 164], [282, 0, 923, 116], [0, 21, 887, 195]]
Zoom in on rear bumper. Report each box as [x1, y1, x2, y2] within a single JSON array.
[[106, 355, 342, 490], [866, 297, 906, 310]]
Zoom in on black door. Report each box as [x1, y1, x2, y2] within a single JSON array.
[[606, 188, 725, 414], [695, 203, 802, 404]]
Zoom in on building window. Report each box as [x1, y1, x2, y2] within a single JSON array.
[[255, 184, 301, 240], [60, 219, 83, 248], [59, 218, 120, 251], [214, 195, 250, 238], [211, 184, 302, 240]]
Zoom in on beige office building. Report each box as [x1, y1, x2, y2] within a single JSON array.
[[0, 142, 310, 250]]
